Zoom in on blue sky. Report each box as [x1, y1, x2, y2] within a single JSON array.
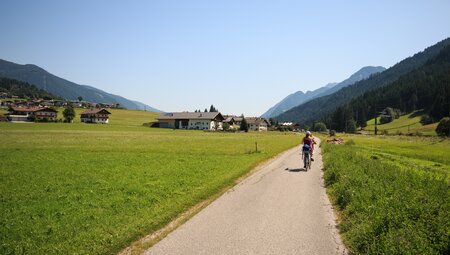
[[1, 0, 449, 116]]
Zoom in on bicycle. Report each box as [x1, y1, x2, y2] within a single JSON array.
[[302, 148, 311, 170]]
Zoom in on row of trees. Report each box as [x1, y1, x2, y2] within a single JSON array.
[[194, 105, 219, 113]]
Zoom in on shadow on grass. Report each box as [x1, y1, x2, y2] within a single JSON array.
[[409, 109, 426, 118]]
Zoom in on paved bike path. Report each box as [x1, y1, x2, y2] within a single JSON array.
[[144, 140, 347, 255]]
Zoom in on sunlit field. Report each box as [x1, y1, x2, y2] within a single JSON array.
[[0, 109, 300, 254]]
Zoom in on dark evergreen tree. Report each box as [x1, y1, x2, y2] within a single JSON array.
[[240, 115, 248, 132]]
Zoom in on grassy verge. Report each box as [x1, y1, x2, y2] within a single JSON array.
[[321, 135, 449, 254], [0, 115, 300, 254]]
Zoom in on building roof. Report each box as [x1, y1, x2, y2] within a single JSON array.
[[224, 117, 235, 122], [80, 108, 112, 115], [9, 106, 58, 112], [246, 118, 269, 125], [157, 112, 224, 121]]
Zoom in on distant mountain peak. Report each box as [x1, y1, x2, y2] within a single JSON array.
[[260, 66, 384, 118], [274, 38, 450, 124]]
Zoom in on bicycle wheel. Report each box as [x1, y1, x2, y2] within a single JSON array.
[[308, 154, 312, 169], [307, 153, 310, 170], [303, 152, 307, 169]]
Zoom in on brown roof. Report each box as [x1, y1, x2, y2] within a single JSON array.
[[246, 118, 269, 125], [224, 117, 235, 122], [157, 112, 224, 121], [10, 106, 57, 112], [80, 108, 111, 115]]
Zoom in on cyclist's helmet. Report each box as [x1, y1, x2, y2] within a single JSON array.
[[306, 131, 311, 135]]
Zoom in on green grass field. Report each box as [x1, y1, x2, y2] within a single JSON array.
[[321, 134, 449, 254], [365, 111, 438, 136], [0, 109, 300, 254]]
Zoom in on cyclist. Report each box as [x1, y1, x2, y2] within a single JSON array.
[[302, 131, 316, 162]]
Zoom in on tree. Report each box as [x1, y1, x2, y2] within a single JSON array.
[[240, 116, 248, 132], [408, 93, 418, 111], [77, 96, 83, 102], [222, 122, 230, 131], [209, 105, 217, 112], [204, 108, 208, 112], [345, 118, 357, 133], [313, 122, 327, 132], [63, 105, 76, 123], [435, 117, 449, 137]]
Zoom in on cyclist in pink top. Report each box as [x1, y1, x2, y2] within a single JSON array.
[[302, 131, 317, 161]]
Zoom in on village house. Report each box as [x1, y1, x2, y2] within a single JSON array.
[[7, 106, 58, 122], [80, 108, 111, 124], [246, 117, 270, 131], [223, 116, 236, 126], [233, 117, 243, 126], [155, 112, 224, 130]]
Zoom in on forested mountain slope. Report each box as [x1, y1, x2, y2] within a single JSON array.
[[275, 38, 450, 125]]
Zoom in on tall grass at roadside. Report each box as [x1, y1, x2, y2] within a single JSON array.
[[0, 118, 300, 254], [322, 135, 449, 254]]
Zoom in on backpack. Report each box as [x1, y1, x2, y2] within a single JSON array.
[[302, 144, 310, 152]]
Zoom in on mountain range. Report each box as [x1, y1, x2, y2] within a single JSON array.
[[328, 42, 450, 132], [0, 59, 160, 111], [261, 66, 386, 118], [274, 37, 450, 125]]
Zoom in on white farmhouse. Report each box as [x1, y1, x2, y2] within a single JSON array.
[[246, 117, 269, 131], [80, 108, 111, 124], [156, 112, 224, 130]]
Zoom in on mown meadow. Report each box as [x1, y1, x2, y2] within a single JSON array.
[[321, 134, 449, 254], [365, 111, 438, 136], [0, 109, 300, 254]]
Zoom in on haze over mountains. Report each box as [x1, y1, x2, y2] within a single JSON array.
[[0, 59, 160, 111], [275, 37, 450, 125], [261, 66, 386, 118]]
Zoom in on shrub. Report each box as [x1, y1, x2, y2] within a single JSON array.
[[435, 117, 450, 137], [330, 130, 336, 136], [420, 115, 433, 125], [379, 115, 392, 124], [313, 122, 327, 132]]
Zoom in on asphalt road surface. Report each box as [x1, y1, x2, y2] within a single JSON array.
[[145, 140, 347, 255]]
